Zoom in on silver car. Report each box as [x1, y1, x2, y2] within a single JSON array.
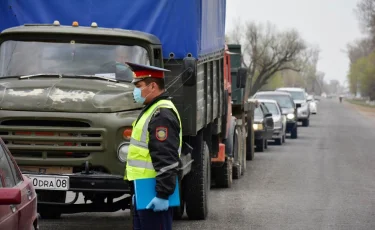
[[256, 99, 286, 145], [276, 87, 311, 127]]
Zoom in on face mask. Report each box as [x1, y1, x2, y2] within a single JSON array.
[[133, 84, 154, 104], [133, 87, 145, 104]]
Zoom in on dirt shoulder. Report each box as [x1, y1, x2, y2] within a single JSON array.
[[345, 100, 375, 118]]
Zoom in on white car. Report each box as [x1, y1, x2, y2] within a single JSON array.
[[256, 99, 286, 145], [307, 95, 318, 114]]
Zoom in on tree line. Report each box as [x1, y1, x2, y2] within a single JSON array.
[[347, 0, 375, 100], [226, 19, 335, 96]]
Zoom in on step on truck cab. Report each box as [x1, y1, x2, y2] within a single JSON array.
[[0, 0, 233, 221]]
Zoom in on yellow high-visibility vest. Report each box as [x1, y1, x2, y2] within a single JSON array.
[[125, 99, 182, 181]]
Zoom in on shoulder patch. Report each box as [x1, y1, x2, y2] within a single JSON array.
[[155, 126, 168, 141]]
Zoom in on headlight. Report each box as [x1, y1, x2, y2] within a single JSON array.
[[286, 113, 295, 120], [253, 123, 264, 130], [117, 142, 129, 162]]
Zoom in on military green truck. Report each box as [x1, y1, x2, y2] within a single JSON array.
[[0, 0, 249, 221], [227, 44, 256, 175]]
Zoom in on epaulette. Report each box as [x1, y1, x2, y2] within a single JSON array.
[[153, 108, 161, 117]]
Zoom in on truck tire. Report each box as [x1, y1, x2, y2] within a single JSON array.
[[214, 158, 233, 188], [255, 138, 265, 152], [215, 116, 235, 187], [246, 118, 255, 161], [291, 126, 298, 139], [240, 126, 246, 175], [38, 191, 66, 219], [232, 127, 241, 179], [184, 131, 210, 220]]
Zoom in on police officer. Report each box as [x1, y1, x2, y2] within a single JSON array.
[[124, 62, 182, 230]]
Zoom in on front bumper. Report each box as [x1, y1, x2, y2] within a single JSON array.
[[272, 127, 283, 138], [297, 107, 309, 119], [27, 171, 132, 214], [24, 171, 130, 193]]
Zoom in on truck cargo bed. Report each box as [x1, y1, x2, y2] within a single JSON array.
[[0, 0, 226, 59], [164, 53, 225, 136]]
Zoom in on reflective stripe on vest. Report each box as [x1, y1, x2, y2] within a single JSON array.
[[125, 99, 182, 181]]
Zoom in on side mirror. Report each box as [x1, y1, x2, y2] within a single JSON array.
[[182, 57, 197, 86], [265, 113, 272, 117], [236, 67, 247, 88], [0, 188, 22, 205]]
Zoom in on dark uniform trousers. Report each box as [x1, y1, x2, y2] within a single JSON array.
[[133, 195, 173, 230], [129, 92, 180, 230]]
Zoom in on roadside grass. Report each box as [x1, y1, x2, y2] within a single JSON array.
[[345, 99, 375, 108]]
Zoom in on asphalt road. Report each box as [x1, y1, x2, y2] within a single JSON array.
[[40, 99, 375, 230]]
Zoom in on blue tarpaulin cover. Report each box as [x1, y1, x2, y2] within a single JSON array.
[[0, 0, 226, 59]]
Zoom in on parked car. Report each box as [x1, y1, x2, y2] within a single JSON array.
[[0, 139, 38, 230], [253, 102, 274, 152], [307, 95, 318, 114], [252, 91, 299, 139], [257, 99, 286, 145], [276, 87, 310, 127]]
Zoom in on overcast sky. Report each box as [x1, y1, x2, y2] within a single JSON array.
[[226, 0, 363, 85]]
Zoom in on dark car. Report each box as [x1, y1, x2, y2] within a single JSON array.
[[253, 102, 274, 152], [252, 91, 299, 139], [0, 139, 38, 230]]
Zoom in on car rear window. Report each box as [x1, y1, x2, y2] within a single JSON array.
[[254, 107, 263, 119], [255, 94, 294, 109], [264, 102, 280, 115]]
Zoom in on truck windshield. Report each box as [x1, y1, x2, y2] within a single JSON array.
[[0, 40, 150, 82]]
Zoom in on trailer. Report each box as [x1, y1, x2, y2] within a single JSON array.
[[0, 0, 251, 221]]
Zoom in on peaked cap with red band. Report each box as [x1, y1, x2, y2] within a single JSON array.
[[126, 62, 170, 84]]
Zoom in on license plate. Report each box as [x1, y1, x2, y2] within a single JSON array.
[[26, 174, 69, 191]]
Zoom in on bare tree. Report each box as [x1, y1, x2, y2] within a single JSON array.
[[355, 0, 375, 35], [228, 21, 307, 94], [346, 38, 373, 63]]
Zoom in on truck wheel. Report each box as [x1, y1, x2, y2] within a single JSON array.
[[232, 127, 241, 179], [302, 119, 310, 127], [240, 126, 246, 175], [214, 158, 233, 188], [38, 191, 66, 219], [184, 131, 210, 220], [255, 138, 265, 152], [291, 126, 298, 139], [246, 113, 255, 161], [282, 134, 286, 143]]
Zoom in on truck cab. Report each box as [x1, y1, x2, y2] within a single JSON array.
[[0, 21, 163, 218]]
